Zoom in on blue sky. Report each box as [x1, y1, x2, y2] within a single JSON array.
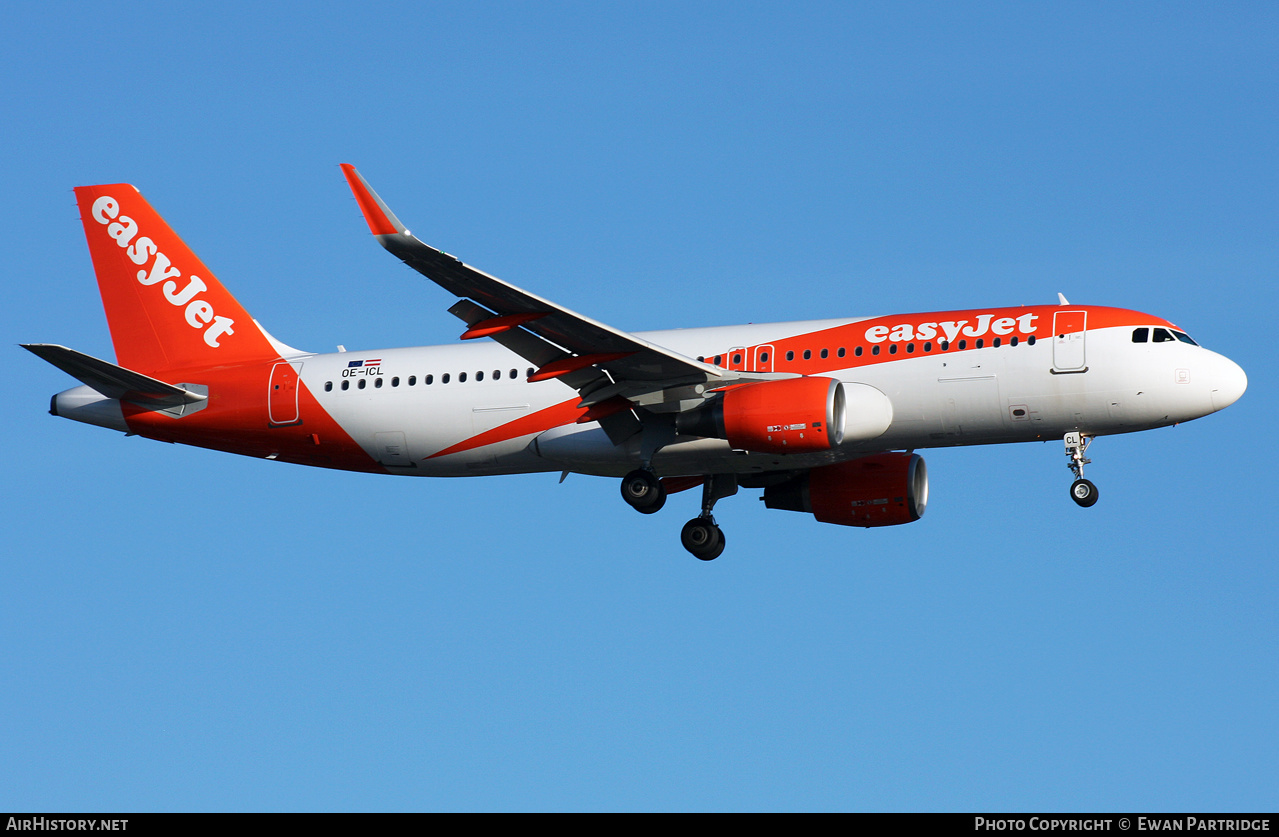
[[3, 1, 1275, 811]]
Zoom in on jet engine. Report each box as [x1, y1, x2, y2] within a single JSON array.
[[676, 377, 893, 455], [676, 376, 846, 454], [762, 452, 928, 527]]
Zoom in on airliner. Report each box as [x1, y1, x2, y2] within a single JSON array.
[[25, 166, 1248, 560]]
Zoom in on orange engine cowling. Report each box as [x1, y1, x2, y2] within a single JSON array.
[[676, 376, 846, 455], [762, 452, 928, 527]]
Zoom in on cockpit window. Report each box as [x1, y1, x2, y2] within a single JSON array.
[[1138, 326, 1197, 346]]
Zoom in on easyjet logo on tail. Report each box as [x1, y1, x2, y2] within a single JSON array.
[[90, 195, 235, 348]]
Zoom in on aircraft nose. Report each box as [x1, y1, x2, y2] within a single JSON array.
[[1210, 354, 1247, 412]]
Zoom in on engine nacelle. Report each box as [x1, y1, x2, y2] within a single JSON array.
[[763, 452, 928, 527], [676, 376, 846, 454]]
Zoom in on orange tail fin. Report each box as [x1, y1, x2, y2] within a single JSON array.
[[74, 184, 280, 375]]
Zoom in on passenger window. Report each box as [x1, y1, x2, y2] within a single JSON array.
[[854, 346, 863, 357], [494, 370, 501, 380], [889, 344, 897, 355], [732, 353, 742, 365], [1010, 336, 1018, 346], [477, 371, 484, 381], [940, 340, 949, 350], [442, 373, 450, 384], [923, 342, 932, 352], [803, 349, 811, 360], [837, 347, 846, 358], [375, 377, 383, 388], [459, 372, 467, 382], [958, 340, 967, 350], [820, 348, 828, 359], [425, 374, 434, 385], [358, 379, 366, 389], [1132, 328, 1149, 343], [976, 339, 984, 349], [786, 351, 794, 361], [341, 380, 349, 391], [906, 343, 915, 353], [760, 352, 769, 363], [992, 337, 1001, 348], [510, 369, 518, 379], [1027, 335, 1036, 346], [391, 376, 400, 387], [872, 345, 880, 356], [324, 381, 333, 392], [409, 376, 416, 386]]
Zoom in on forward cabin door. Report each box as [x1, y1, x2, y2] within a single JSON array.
[[1052, 311, 1087, 372]]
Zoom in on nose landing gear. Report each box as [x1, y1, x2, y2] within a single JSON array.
[[1065, 432, 1099, 508]]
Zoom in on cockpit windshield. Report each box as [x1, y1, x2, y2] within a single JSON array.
[[1132, 327, 1199, 346]]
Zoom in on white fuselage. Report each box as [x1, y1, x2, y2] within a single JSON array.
[[293, 314, 1244, 479]]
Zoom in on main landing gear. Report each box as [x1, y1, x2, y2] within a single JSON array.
[[1064, 431, 1099, 508], [621, 468, 666, 514], [620, 470, 737, 560], [680, 475, 737, 561]]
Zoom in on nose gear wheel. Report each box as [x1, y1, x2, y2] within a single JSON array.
[[1064, 432, 1099, 508], [1070, 478, 1098, 507]]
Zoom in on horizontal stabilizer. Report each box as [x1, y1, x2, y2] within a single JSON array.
[[21, 344, 207, 410]]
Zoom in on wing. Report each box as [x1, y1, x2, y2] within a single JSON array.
[[339, 165, 791, 441]]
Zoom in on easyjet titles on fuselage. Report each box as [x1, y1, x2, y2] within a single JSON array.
[[89, 195, 236, 348], [863, 312, 1039, 344]]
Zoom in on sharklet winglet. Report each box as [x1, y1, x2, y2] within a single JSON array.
[[340, 164, 406, 236]]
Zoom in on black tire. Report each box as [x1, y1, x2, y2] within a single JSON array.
[[681, 517, 725, 561], [621, 469, 666, 514], [1070, 478, 1099, 508]]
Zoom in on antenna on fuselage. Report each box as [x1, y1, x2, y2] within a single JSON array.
[[1057, 293, 1070, 305]]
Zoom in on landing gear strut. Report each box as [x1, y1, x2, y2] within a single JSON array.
[[619, 469, 739, 559], [1064, 431, 1099, 508], [621, 468, 666, 514], [681, 474, 737, 561]]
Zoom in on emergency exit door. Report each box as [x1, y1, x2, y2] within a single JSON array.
[[268, 361, 304, 426]]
